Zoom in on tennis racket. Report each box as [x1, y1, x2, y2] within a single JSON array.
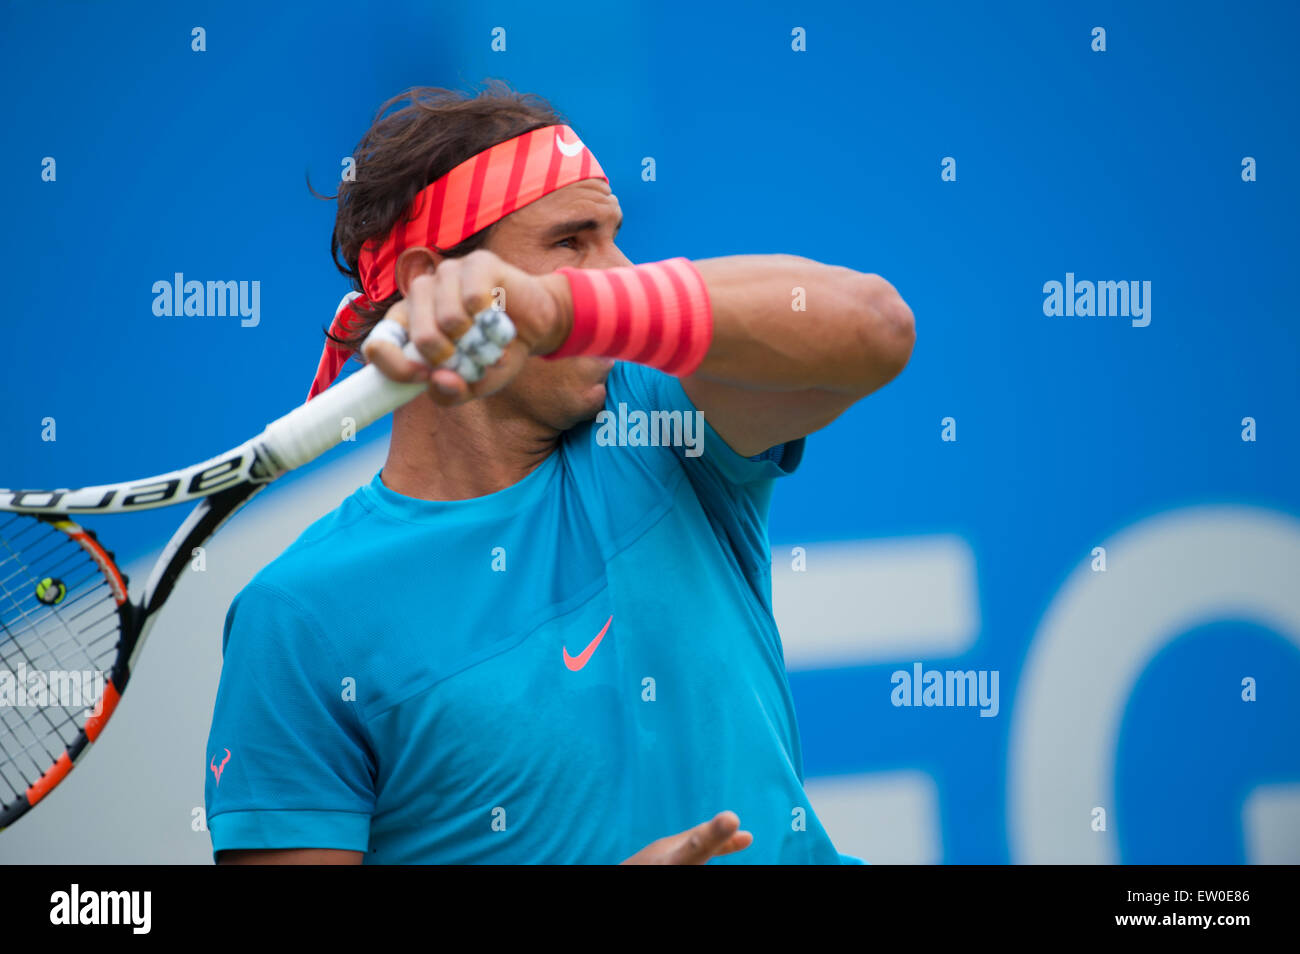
[[0, 306, 516, 830]]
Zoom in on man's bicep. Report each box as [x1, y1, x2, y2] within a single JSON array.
[[683, 374, 853, 459]]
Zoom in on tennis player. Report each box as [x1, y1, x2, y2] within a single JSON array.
[[205, 83, 914, 864]]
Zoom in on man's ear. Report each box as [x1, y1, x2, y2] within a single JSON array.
[[394, 246, 441, 296]]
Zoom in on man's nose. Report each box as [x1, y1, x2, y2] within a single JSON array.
[[588, 242, 632, 270]]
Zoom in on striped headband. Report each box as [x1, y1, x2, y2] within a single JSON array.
[[308, 124, 607, 400]]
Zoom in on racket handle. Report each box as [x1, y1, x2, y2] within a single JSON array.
[[259, 343, 427, 472], [259, 308, 517, 474]]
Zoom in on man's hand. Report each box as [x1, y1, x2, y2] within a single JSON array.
[[217, 814, 751, 865], [620, 811, 753, 865], [363, 247, 573, 407]]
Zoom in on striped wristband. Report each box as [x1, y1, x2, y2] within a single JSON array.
[[545, 257, 713, 376]]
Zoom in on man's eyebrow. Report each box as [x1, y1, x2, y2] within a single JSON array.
[[543, 216, 624, 238]]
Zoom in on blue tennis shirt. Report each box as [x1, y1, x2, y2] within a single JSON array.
[[205, 360, 858, 863]]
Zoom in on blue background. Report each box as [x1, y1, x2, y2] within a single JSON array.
[[2, 0, 1296, 862]]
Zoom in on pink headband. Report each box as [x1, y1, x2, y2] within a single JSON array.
[[308, 124, 608, 400]]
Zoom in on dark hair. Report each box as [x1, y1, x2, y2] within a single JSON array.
[[316, 81, 565, 354]]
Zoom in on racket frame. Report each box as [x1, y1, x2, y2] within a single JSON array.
[[0, 316, 514, 828]]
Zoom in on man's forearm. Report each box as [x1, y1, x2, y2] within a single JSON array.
[[539, 253, 914, 395], [528, 252, 915, 455], [690, 254, 915, 395]]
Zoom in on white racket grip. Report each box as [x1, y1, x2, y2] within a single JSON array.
[[360, 317, 409, 361], [260, 308, 517, 474], [258, 341, 427, 473]]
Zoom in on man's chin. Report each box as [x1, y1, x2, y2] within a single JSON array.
[[564, 375, 609, 429], [581, 380, 607, 419], [580, 357, 614, 411], [583, 356, 617, 377]]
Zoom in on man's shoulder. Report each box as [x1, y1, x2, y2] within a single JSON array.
[[234, 480, 382, 618]]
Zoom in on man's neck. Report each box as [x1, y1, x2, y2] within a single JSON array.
[[380, 397, 560, 502]]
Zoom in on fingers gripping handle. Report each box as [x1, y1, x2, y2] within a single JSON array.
[[262, 309, 516, 473], [432, 306, 516, 382]]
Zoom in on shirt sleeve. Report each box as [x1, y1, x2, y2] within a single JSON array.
[[605, 361, 804, 582], [204, 582, 376, 860]]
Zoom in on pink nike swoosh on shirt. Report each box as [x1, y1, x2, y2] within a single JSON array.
[[563, 615, 613, 671]]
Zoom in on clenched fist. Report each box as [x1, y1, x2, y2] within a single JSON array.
[[364, 247, 575, 406]]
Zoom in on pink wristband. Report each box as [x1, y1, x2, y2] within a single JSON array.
[[546, 257, 713, 376]]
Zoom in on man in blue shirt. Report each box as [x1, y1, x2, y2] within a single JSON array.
[[205, 85, 914, 864]]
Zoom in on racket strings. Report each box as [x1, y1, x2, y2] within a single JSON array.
[[0, 557, 114, 669], [0, 705, 85, 802], [0, 641, 97, 799], [0, 515, 122, 803]]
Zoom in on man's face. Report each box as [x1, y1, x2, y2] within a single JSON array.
[[481, 178, 630, 431]]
